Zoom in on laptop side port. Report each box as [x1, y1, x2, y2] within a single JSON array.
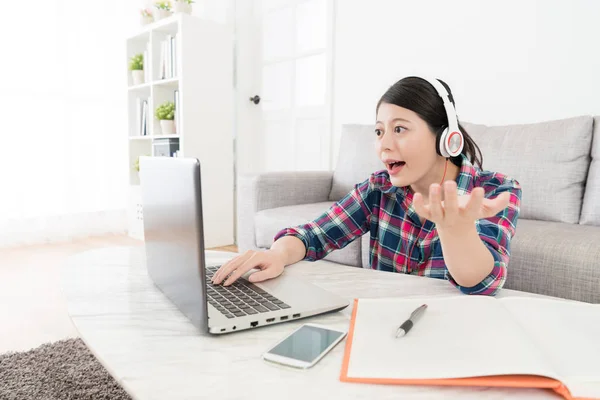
[[250, 321, 258, 327], [280, 316, 288, 321], [220, 328, 226, 332], [293, 313, 301, 318], [266, 318, 275, 323]]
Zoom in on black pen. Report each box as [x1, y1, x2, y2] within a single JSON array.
[[395, 304, 427, 338]]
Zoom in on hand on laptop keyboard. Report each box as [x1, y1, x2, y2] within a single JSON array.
[[211, 250, 286, 286]]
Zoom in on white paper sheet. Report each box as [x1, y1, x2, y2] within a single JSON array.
[[346, 296, 559, 381]]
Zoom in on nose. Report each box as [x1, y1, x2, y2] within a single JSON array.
[[379, 128, 395, 152]]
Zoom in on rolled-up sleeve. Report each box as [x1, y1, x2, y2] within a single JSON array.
[[449, 179, 522, 296], [273, 178, 376, 262]]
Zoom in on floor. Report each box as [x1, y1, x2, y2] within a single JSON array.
[[0, 235, 237, 354]]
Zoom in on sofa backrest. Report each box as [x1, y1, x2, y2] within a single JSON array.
[[329, 124, 382, 201], [330, 117, 596, 225], [580, 116, 600, 226], [462, 116, 593, 224]]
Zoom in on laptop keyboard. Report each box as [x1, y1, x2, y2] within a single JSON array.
[[205, 266, 291, 319]]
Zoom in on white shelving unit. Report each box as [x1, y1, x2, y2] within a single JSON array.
[[126, 13, 234, 248]]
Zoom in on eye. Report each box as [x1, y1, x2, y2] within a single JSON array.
[[375, 128, 383, 137], [394, 126, 406, 133]]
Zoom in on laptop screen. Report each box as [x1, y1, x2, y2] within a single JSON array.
[[138, 156, 209, 333]]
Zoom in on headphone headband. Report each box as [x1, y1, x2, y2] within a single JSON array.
[[421, 77, 460, 134], [420, 76, 463, 158]]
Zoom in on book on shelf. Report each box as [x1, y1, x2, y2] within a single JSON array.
[[141, 99, 148, 136], [143, 41, 150, 83], [135, 98, 149, 136], [135, 98, 141, 136], [171, 35, 176, 78], [174, 89, 180, 134], [160, 34, 178, 79]]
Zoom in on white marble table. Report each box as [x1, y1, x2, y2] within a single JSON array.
[[61, 246, 560, 400]]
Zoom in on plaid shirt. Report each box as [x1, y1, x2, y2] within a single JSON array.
[[274, 155, 522, 296]]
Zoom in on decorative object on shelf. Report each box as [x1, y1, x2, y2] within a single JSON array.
[[133, 154, 150, 173], [155, 101, 176, 135], [153, 1, 173, 21], [173, 0, 193, 14], [129, 53, 145, 86], [140, 8, 153, 25], [153, 137, 180, 157]]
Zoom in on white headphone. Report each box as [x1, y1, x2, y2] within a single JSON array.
[[420, 77, 464, 158]]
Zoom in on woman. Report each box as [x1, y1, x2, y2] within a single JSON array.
[[213, 76, 522, 296]]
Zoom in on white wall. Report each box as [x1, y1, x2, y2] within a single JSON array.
[[332, 0, 600, 165]]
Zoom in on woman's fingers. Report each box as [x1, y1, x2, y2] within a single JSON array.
[[412, 192, 431, 220], [482, 192, 511, 218], [429, 184, 444, 221], [465, 187, 485, 218], [247, 263, 283, 283], [443, 181, 458, 220], [223, 253, 265, 286], [212, 251, 252, 284]]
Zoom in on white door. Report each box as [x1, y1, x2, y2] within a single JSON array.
[[234, 0, 334, 175]]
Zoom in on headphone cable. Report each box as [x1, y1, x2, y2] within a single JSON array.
[[440, 158, 449, 185]]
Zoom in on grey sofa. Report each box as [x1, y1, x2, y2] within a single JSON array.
[[237, 116, 600, 303]]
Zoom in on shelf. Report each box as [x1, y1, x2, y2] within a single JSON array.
[[129, 136, 152, 140], [153, 135, 180, 139], [127, 78, 178, 91], [126, 29, 151, 43], [126, 13, 234, 247], [154, 77, 179, 88], [126, 14, 183, 42], [129, 135, 181, 140], [128, 82, 152, 91]]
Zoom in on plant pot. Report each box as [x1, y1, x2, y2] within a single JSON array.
[[173, 2, 192, 14], [140, 15, 153, 26], [131, 70, 144, 86], [153, 8, 172, 21], [160, 119, 176, 135]]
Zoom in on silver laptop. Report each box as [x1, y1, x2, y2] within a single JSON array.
[[138, 156, 349, 335]]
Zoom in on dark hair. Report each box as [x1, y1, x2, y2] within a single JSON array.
[[376, 76, 483, 169]]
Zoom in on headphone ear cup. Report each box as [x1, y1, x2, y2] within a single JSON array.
[[446, 130, 464, 157], [437, 127, 450, 158]]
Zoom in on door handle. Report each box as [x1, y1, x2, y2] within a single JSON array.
[[249, 95, 261, 105]]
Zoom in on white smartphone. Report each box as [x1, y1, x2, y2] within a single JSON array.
[[262, 323, 347, 369]]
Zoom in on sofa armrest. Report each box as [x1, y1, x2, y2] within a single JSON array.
[[236, 171, 334, 252]]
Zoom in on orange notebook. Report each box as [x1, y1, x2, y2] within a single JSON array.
[[340, 296, 600, 400]]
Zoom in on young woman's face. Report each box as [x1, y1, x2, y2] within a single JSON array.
[[375, 102, 439, 188]]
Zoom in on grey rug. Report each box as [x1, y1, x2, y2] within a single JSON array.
[[0, 338, 131, 400]]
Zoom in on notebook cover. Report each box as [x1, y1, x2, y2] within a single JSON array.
[[339, 299, 596, 400]]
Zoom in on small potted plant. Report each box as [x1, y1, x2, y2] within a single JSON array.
[[155, 101, 176, 135], [173, 0, 193, 14], [129, 53, 144, 86], [153, 1, 172, 21], [134, 154, 151, 175], [140, 8, 153, 25]]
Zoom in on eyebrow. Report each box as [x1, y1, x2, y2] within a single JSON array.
[[375, 118, 412, 125]]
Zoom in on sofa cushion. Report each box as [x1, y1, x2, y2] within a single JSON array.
[[506, 219, 600, 303], [580, 116, 600, 226], [254, 202, 363, 267], [462, 116, 593, 224], [329, 124, 383, 201]]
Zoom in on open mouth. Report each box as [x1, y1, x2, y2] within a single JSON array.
[[386, 161, 405, 175]]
